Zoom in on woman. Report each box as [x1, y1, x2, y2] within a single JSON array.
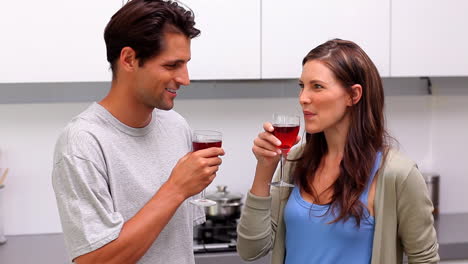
[[237, 39, 439, 264]]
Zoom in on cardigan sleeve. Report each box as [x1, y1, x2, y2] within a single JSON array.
[[397, 166, 440, 263], [236, 191, 276, 261], [236, 145, 302, 261]]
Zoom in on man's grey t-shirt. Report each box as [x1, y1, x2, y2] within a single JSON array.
[[52, 103, 205, 263]]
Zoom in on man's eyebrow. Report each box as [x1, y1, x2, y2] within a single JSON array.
[[164, 58, 191, 64]]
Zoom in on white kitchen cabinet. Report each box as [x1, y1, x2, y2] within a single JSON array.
[[0, 1, 121, 83], [261, 0, 390, 79], [184, 0, 261, 80], [391, 0, 468, 77]]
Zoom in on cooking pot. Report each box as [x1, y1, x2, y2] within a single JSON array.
[[204, 185, 243, 220], [423, 172, 440, 219]]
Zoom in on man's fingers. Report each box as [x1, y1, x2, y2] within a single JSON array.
[[205, 156, 223, 167], [194, 147, 225, 157]]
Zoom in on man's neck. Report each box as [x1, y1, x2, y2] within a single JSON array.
[[99, 83, 153, 128]]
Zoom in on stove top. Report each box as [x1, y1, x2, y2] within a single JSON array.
[[193, 218, 238, 253], [193, 239, 237, 253]]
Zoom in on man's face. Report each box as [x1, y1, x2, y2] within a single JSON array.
[[135, 32, 191, 110]]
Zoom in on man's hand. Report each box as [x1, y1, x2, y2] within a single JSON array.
[[166, 147, 225, 199]]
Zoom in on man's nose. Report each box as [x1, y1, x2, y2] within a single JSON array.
[[175, 65, 190, 86]]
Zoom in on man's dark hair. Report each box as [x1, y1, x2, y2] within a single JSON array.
[[104, 0, 200, 77]]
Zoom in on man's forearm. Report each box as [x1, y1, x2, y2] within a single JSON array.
[[75, 182, 186, 264]]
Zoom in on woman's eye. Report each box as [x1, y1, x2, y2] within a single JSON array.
[[298, 83, 304, 89], [314, 84, 323, 89]]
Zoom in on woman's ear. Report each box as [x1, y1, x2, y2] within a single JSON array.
[[348, 84, 363, 105]]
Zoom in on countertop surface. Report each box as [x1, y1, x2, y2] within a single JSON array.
[[436, 213, 468, 260], [0, 213, 467, 263]]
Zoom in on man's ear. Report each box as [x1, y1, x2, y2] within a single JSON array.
[[119, 47, 138, 73], [348, 84, 363, 105]]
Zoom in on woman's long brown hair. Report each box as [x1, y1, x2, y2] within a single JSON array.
[[292, 39, 392, 226]]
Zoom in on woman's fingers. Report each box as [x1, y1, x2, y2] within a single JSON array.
[[263, 122, 274, 133], [258, 131, 281, 147], [252, 144, 278, 157], [295, 135, 302, 145], [255, 133, 281, 151]]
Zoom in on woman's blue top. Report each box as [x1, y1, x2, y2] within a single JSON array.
[[284, 152, 382, 264]]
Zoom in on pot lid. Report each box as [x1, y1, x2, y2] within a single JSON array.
[[205, 185, 243, 202]]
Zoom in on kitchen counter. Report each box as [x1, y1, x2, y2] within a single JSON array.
[[0, 232, 270, 264], [0, 213, 467, 263], [437, 213, 468, 260]]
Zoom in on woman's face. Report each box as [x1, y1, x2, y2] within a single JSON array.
[[299, 60, 353, 134]]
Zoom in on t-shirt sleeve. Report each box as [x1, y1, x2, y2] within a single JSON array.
[[52, 153, 124, 261]]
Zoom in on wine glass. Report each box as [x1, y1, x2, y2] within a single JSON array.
[[270, 113, 300, 187], [190, 130, 222, 207]]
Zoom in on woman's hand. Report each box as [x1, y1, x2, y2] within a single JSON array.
[[250, 122, 301, 197], [252, 122, 283, 167]]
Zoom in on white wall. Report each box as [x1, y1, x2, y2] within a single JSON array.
[[0, 103, 88, 235], [0, 83, 467, 235], [432, 95, 468, 213]]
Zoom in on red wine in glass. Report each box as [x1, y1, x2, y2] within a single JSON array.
[[271, 114, 300, 188], [272, 124, 300, 152], [191, 130, 223, 207], [193, 141, 222, 151]]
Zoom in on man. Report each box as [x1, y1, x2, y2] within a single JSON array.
[[52, 1, 224, 263]]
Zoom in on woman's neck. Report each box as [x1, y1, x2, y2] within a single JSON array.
[[323, 118, 350, 159]]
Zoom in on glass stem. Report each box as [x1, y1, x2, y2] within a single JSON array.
[[280, 150, 287, 182], [201, 189, 206, 200]]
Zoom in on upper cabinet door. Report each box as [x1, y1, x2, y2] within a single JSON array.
[[391, 0, 468, 77], [262, 0, 390, 79], [184, 0, 261, 80], [0, 1, 122, 83]]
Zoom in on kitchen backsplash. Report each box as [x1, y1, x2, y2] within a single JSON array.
[[0, 77, 467, 235]]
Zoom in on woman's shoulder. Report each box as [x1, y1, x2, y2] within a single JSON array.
[[288, 143, 306, 159], [380, 148, 419, 184]]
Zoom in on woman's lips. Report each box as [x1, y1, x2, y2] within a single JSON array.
[[303, 111, 317, 120]]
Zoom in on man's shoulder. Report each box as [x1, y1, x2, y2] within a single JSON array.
[[155, 109, 190, 130], [54, 104, 108, 159], [61, 105, 106, 139], [155, 108, 186, 122], [62, 103, 105, 131]]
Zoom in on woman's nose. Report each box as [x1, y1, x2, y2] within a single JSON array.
[[299, 90, 311, 105]]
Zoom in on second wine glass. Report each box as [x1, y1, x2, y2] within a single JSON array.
[[271, 113, 300, 187], [190, 130, 222, 207]]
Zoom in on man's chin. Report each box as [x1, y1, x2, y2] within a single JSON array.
[[154, 102, 174, 111]]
